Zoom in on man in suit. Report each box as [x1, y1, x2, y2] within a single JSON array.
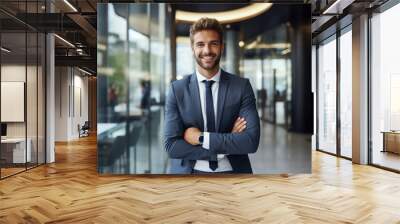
[[164, 17, 260, 174]]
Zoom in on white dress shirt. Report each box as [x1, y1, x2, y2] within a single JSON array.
[[193, 68, 233, 172]]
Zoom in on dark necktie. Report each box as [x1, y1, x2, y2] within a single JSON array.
[[203, 80, 218, 171]]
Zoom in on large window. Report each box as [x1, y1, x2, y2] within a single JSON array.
[[371, 2, 400, 171], [339, 27, 352, 158], [317, 36, 337, 154], [176, 37, 195, 80], [316, 27, 353, 159]]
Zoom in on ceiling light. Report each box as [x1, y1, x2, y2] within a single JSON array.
[[281, 48, 291, 55], [239, 41, 245, 47], [176, 36, 191, 44], [78, 67, 92, 76], [245, 42, 290, 50], [322, 0, 354, 15], [176, 3, 273, 24], [63, 0, 78, 12], [97, 43, 106, 51], [1, 47, 11, 53], [54, 34, 75, 48]]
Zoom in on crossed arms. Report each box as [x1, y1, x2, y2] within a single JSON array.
[[163, 80, 260, 160]]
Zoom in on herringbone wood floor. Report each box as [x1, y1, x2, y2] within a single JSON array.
[[1, 135, 400, 223]]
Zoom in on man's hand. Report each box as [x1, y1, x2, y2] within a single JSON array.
[[183, 117, 246, 146], [232, 117, 247, 133], [184, 127, 201, 145]]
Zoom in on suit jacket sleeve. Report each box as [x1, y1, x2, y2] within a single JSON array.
[[209, 79, 260, 155], [163, 84, 215, 160]]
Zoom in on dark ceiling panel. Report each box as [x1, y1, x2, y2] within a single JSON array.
[[174, 3, 249, 12], [55, 55, 97, 73], [175, 4, 293, 43], [15, 13, 82, 32]]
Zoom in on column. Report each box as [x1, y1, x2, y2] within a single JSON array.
[[225, 29, 240, 75], [46, 32, 55, 163], [352, 14, 368, 164], [290, 6, 313, 134]]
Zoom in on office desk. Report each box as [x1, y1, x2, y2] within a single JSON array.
[[1, 138, 31, 163], [382, 131, 400, 154]]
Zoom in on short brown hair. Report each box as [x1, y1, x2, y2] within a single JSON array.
[[189, 17, 223, 45]]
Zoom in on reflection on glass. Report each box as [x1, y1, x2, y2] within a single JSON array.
[[177, 37, 195, 79], [241, 24, 292, 128], [148, 3, 169, 174], [243, 59, 262, 115], [0, 1, 46, 178], [269, 59, 290, 125], [128, 4, 150, 174], [339, 29, 352, 158], [318, 37, 337, 154], [98, 3, 169, 174], [371, 3, 400, 171], [27, 31, 38, 169], [1, 31, 27, 177], [98, 3, 129, 174]]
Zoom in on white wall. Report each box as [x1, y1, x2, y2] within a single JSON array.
[[1, 65, 31, 138], [55, 66, 69, 141], [1, 64, 46, 163], [55, 67, 89, 141], [71, 72, 89, 138]]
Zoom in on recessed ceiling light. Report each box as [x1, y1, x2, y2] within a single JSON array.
[[78, 67, 92, 76], [281, 48, 291, 55], [176, 3, 273, 24], [97, 43, 106, 51], [54, 34, 75, 48], [63, 0, 78, 12], [1, 47, 11, 53], [322, 0, 353, 15]]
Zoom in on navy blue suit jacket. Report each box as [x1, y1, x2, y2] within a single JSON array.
[[163, 70, 260, 174]]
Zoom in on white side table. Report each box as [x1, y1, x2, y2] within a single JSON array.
[[1, 138, 31, 163]]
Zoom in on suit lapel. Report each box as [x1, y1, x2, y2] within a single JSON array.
[[216, 71, 229, 132], [189, 73, 204, 131]]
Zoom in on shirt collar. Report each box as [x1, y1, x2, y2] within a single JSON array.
[[196, 68, 221, 83]]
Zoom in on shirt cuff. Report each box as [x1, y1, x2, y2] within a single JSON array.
[[202, 132, 210, 150], [217, 154, 225, 159]]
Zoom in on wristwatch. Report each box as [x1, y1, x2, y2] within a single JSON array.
[[198, 132, 204, 145]]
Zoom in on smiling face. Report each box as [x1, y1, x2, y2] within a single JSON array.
[[191, 29, 224, 77]]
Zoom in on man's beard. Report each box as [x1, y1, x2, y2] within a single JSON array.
[[195, 52, 221, 71]]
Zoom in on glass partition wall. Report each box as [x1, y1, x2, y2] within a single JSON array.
[[97, 3, 171, 174], [316, 25, 352, 159], [241, 24, 292, 128], [0, 2, 46, 179]]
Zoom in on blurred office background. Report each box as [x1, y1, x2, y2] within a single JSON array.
[[97, 3, 312, 174]]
